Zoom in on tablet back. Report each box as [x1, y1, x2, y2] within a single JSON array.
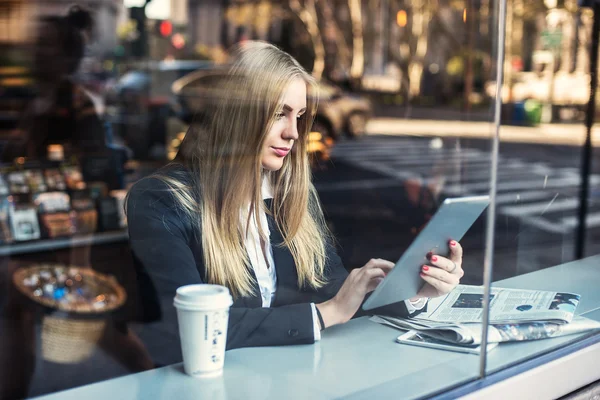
[[362, 195, 490, 311]]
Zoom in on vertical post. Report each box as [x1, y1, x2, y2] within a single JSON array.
[[575, 1, 600, 259], [464, 0, 475, 113], [479, 0, 507, 378]]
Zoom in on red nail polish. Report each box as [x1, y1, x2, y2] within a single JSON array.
[[431, 256, 438, 262], [450, 241, 457, 246], [422, 266, 429, 271]]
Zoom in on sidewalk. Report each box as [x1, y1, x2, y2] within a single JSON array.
[[367, 118, 600, 146]]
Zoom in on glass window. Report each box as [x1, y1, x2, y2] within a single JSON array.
[[9, 0, 599, 398], [482, 0, 600, 382]]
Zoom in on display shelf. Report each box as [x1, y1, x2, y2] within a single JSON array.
[[0, 230, 128, 256]]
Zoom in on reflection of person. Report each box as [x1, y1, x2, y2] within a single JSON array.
[[2, 6, 106, 163], [126, 41, 466, 352]]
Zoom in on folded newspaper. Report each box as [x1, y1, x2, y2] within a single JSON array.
[[372, 284, 600, 346]]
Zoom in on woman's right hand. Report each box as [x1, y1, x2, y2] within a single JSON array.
[[316, 258, 394, 328]]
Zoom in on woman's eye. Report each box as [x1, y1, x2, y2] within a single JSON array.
[[275, 112, 285, 120], [297, 114, 304, 120]]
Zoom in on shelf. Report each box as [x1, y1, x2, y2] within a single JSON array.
[[0, 230, 129, 256]]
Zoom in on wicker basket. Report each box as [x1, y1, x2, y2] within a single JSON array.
[[41, 316, 107, 363], [12, 265, 126, 364]]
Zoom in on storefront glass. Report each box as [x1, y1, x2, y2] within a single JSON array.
[[481, 0, 600, 380], [1, 0, 598, 398]]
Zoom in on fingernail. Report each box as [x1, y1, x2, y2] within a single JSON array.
[[450, 241, 457, 246], [422, 265, 429, 271], [431, 256, 438, 262]]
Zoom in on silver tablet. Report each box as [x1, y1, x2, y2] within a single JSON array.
[[362, 195, 490, 311]]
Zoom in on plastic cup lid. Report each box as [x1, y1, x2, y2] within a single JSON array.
[[174, 284, 233, 310]]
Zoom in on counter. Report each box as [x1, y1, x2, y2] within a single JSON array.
[[33, 255, 600, 400]]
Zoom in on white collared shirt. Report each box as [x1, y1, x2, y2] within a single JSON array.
[[243, 178, 426, 341]]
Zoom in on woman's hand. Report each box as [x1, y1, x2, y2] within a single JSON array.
[[316, 258, 393, 329], [415, 240, 464, 299]]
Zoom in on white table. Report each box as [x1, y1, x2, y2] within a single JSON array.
[[34, 255, 600, 400]]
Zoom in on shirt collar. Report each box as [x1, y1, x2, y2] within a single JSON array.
[[261, 176, 273, 200]]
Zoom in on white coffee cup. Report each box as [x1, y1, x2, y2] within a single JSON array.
[[174, 284, 233, 378]]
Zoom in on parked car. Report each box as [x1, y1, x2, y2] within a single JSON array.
[[167, 69, 372, 163], [104, 60, 214, 159], [313, 81, 372, 139]]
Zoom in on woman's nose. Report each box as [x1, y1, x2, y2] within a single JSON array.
[[284, 119, 299, 140]]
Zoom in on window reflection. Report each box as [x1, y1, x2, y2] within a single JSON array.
[[0, 0, 598, 398]]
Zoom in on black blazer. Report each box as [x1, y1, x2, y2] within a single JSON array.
[[127, 164, 423, 351]]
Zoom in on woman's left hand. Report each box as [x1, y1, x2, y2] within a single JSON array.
[[415, 240, 464, 299]]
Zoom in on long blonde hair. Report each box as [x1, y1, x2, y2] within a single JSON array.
[[155, 41, 330, 298]]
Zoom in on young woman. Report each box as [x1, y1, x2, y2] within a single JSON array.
[[127, 41, 464, 351]]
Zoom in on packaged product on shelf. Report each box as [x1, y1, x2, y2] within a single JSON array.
[[10, 205, 41, 241], [7, 171, 30, 194], [0, 197, 13, 244], [33, 192, 76, 238], [0, 174, 9, 196], [87, 182, 108, 200], [72, 209, 98, 234], [39, 212, 76, 238], [71, 194, 98, 234], [109, 190, 127, 228], [47, 144, 65, 161], [25, 170, 47, 193], [33, 192, 71, 214], [96, 196, 120, 232], [62, 165, 86, 190], [44, 169, 67, 191]]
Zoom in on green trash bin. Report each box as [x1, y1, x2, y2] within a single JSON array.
[[524, 99, 543, 126]]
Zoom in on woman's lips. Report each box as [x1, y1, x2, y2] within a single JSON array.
[[271, 147, 290, 157]]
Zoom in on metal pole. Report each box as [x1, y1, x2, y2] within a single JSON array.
[[479, 0, 507, 378], [575, 2, 600, 260]]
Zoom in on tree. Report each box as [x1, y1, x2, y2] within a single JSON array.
[[287, 0, 326, 79]]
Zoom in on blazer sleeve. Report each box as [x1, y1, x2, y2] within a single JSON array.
[[127, 177, 316, 350], [306, 239, 427, 319]]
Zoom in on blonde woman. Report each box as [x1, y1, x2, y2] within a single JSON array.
[[126, 41, 464, 351]]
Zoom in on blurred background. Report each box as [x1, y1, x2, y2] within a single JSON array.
[[1, 0, 600, 398]]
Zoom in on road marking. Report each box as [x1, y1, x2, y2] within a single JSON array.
[[562, 213, 600, 229], [515, 215, 572, 234], [335, 149, 486, 163], [501, 198, 580, 217], [494, 190, 576, 205], [314, 178, 402, 192], [444, 176, 595, 195], [330, 136, 596, 234]]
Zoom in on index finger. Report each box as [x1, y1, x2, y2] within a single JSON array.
[[364, 258, 394, 274], [449, 240, 463, 263]]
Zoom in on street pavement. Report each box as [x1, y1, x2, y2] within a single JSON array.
[[313, 131, 600, 285], [367, 118, 600, 146]]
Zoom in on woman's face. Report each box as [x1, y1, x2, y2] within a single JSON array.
[[261, 78, 307, 171]]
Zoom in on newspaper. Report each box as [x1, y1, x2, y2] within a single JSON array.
[[373, 315, 600, 346], [370, 284, 600, 346], [415, 284, 581, 324]]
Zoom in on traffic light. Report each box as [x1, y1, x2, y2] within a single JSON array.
[[159, 20, 173, 37], [171, 33, 185, 49], [129, 6, 148, 58], [396, 10, 407, 27]]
